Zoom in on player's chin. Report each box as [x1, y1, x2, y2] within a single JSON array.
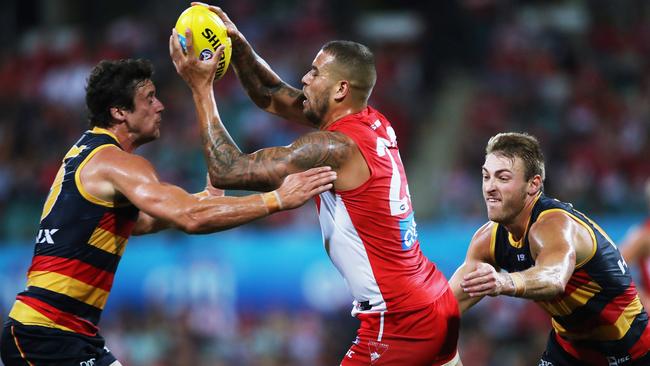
[[486, 209, 503, 222], [143, 127, 161, 143], [149, 126, 161, 140]]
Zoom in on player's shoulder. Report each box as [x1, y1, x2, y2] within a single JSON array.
[[468, 222, 495, 253], [298, 130, 357, 149], [87, 145, 155, 176], [466, 221, 497, 263], [530, 208, 576, 236], [472, 221, 496, 243]]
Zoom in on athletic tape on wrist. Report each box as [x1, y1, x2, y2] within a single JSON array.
[[511, 272, 526, 297], [261, 191, 283, 213]]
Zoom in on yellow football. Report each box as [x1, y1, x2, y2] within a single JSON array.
[[175, 5, 232, 80]]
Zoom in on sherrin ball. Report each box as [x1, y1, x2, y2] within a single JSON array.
[[175, 5, 232, 80]]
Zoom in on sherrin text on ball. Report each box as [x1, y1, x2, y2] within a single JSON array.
[[175, 5, 232, 79]]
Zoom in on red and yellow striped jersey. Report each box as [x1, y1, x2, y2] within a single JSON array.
[[491, 194, 649, 361], [8, 127, 139, 336]]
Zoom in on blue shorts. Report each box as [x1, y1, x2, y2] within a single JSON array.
[[0, 319, 118, 366]]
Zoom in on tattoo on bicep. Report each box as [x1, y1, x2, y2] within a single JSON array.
[[286, 132, 352, 170], [206, 131, 351, 191]]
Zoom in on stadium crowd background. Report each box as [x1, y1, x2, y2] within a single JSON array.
[[0, 0, 648, 365]]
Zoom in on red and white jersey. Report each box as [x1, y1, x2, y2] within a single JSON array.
[[315, 106, 448, 316]]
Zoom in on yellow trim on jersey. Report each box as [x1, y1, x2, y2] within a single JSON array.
[[41, 144, 90, 221], [88, 227, 128, 256], [508, 192, 543, 249], [537, 209, 597, 269], [551, 296, 644, 341], [576, 209, 619, 249], [489, 223, 499, 265], [26, 271, 108, 309], [537, 280, 602, 316], [63, 144, 88, 161], [90, 127, 120, 143], [8, 300, 76, 333], [40, 164, 65, 221], [11, 324, 35, 366], [74, 144, 117, 208]]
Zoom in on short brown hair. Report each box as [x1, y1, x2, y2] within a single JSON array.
[[486, 132, 545, 182]]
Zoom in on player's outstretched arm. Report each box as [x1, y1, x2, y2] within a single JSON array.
[[133, 173, 225, 234], [462, 212, 577, 301], [170, 28, 351, 191], [90, 147, 335, 235], [449, 222, 496, 314], [190, 2, 313, 126]]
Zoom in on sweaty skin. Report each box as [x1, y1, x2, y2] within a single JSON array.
[[169, 27, 369, 193], [449, 154, 592, 313], [76, 63, 336, 235]]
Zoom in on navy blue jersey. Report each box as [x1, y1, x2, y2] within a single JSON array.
[[490, 193, 650, 361], [8, 127, 139, 336]]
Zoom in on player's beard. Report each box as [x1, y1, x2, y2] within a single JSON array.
[[304, 91, 331, 126], [487, 187, 528, 225]]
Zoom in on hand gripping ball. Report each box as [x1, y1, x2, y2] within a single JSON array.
[[175, 5, 232, 79]]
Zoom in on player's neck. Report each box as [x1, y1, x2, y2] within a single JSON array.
[[503, 194, 538, 241], [106, 125, 140, 153], [321, 103, 366, 130]]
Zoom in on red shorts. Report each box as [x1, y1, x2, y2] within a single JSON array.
[[340, 286, 460, 366]]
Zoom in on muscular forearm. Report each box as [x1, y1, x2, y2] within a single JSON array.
[[191, 88, 281, 191], [504, 267, 566, 300], [230, 36, 283, 110], [229, 36, 310, 125], [182, 193, 277, 233], [132, 212, 172, 235], [453, 284, 482, 314]]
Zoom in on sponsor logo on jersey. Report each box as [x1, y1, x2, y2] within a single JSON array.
[[79, 358, 95, 366], [399, 212, 418, 250], [36, 229, 59, 244], [607, 355, 631, 366]]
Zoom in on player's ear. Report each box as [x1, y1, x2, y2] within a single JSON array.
[[528, 175, 542, 196], [333, 80, 350, 101], [109, 107, 127, 122]]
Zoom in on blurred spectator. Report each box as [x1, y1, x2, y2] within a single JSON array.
[[2, 1, 650, 365]]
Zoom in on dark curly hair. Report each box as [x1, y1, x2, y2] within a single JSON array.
[[85, 59, 154, 128]]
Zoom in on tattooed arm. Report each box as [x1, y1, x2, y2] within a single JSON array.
[[204, 129, 350, 191], [171, 28, 352, 191], [192, 3, 314, 127]]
